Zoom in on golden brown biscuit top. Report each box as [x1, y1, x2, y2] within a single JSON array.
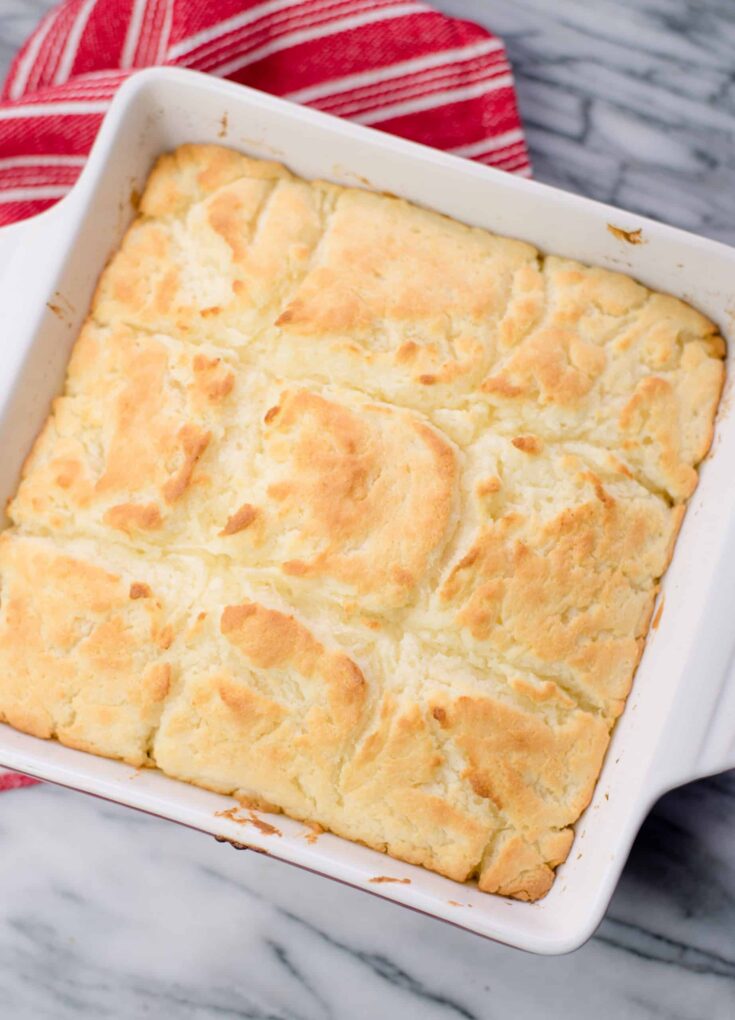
[[261, 388, 458, 606], [0, 144, 725, 902], [0, 533, 181, 766], [275, 188, 535, 335]]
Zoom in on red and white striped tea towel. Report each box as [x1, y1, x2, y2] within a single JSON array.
[[0, 0, 529, 789], [0, 0, 530, 226]]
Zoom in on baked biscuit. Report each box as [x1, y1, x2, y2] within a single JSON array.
[[419, 434, 682, 720], [0, 533, 195, 766], [0, 144, 725, 901], [93, 145, 334, 346], [10, 321, 239, 540]]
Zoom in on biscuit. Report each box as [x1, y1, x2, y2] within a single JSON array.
[[0, 145, 724, 900]]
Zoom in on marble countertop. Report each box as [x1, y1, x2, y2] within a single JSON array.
[[0, 1, 734, 1017]]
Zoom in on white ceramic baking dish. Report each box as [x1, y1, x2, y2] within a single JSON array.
[[0, 67, 733, 955]]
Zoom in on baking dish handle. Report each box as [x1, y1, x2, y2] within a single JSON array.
[[0, 216, 38, 284], [0, 199, 71, 301]]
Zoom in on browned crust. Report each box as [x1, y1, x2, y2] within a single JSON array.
[[220, 504, 259, 536]]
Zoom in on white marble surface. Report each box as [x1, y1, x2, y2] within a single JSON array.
[[0, 1, 734, 1017]]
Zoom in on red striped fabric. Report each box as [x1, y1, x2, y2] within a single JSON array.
[[0, 0, 529, 790], [0, 772, 39, 792], [0, 0, 530, 228]]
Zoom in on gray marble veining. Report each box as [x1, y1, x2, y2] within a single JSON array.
[[439, 0, 735, 242], [0, 1, 734, 1018], [0, 0, 53, 92], [1, 783, 734, 1020]]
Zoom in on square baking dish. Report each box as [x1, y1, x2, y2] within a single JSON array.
[[0, 67, 733, 954]]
